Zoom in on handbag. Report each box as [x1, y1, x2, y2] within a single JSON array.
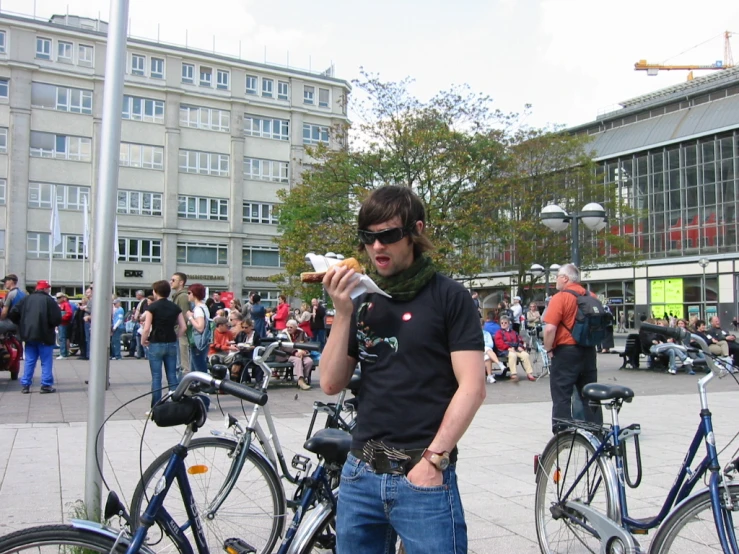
[[188, 306, 212, 351]]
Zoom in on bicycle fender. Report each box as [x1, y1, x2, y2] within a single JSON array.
[[69, 519, 157, 554], [539, 428, 622, 523], [286, 495, 335, 554]]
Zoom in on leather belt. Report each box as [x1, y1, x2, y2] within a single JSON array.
[[350, 440, 457, 475]]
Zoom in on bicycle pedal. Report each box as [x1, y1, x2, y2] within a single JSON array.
[[292, 454, 310, 471], [223, 537, 256, 554]]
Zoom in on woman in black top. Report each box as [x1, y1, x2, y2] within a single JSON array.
[[141, 280, 186, 408]]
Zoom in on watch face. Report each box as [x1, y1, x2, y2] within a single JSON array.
[[437, 456, 450, 471]]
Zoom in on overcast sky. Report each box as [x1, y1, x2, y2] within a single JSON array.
[[8, 0, 739, 129]]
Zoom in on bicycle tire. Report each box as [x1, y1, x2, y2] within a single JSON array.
[[650, 482, 739, 553], [0, 524, 125, 554], [535, 431, 616, 553], [130, 436, 285, 554]]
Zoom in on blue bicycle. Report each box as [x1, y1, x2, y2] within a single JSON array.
[[534, 322, 739, 553]]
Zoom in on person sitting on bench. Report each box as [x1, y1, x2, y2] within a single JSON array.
[[647, 319, 693, 375], [494, 316, 535, 382]]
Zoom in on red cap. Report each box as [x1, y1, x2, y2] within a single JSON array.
[[36, 280, 51, 290]]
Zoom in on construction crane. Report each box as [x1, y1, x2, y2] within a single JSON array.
[[635, 31, 734, 80]]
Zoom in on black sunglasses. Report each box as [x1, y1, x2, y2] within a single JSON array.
[[358, 225, 413, 245]]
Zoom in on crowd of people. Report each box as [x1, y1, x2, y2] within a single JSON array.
[[1, 271, 329, 399]]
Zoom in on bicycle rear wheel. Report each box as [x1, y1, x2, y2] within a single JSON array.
[[0, 524, 125, 554], [535, 431, 616, 553], [650, 482, 739, 553], [130, 436, 285, 554]]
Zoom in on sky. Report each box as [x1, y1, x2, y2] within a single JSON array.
[[8, 0, 739, 129]]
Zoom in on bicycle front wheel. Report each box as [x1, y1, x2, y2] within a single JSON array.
[[650, 482, 739, 553], [0, 524, 125, 554], [130, 436, 285, 554], [535, 431, 616, 553]]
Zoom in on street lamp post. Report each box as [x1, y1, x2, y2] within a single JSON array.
[[529, 263, 562, 300], [540, 203, 608, 268], [699, 257, 709, 319]]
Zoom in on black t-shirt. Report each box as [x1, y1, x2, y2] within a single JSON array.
[[311, 304, 326, 331], [209, 301, 225, 318], [347, 273, 483, 450], [147, 299, 181, 343]]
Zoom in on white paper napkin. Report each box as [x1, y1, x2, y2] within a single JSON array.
[[305, 254, 391, 299]]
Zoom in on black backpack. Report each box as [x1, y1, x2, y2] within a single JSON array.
[[562, 290, 607, 347]]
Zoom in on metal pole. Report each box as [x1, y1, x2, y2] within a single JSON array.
[[702, 265, 707, 319], [84, 0, 129, 521], [545, 270, 550, 299], [571, 215, 580, 267]]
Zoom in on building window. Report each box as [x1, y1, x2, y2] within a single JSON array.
[[179, 105, 230, 132], [182, 63, 194, 84], [262, 78, 274, 98], [277, 81, 289, 101], [243, 246, 282, 267], [31, 83, 93, 114], [150, 57, 164, 79], [243, 201, 278, 224], [0, 230, 4, 255], [318, 87, 330, 108], [28, 183, 90, 210], [302, 123, 329, 145], [0, 127, 6, 154], [131, 53, 146, 76], [117, 190, 163, 216], [118, 238, 162, 263], [0, 78, 7, 99], [57, 41, 73, 63], [27, 232, 85, 259], [78, 44, 93, 67], [30, 131, 92, 161], [243, 157, 289, 183], [178, 196, 229, 220], [0, 31, 6, 54], [245, 75, 258, 95], [199, 66, 212, 87], [216, 69, 230, 90], [178, 150, 230, 177], [177, 242, 228, 265], [243, 115, 289, 141], [122, 95, 165, 123], [303, 85, 315, 104], [0, 179, 6, 205], [36, 37, 52, 60], [119, 142, 164, 169]]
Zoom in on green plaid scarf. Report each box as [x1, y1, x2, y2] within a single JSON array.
[[370, 255, 436, 302]]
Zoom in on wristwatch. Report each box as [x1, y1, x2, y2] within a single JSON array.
[[422, 449, 450, 471]]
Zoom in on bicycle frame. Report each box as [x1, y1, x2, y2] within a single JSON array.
[[132, 426, 212, 554], [557, 368, 739, 551]]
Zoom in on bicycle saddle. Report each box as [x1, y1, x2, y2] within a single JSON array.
[[582, 383, 635, 402], [304, 428, 352, 465]]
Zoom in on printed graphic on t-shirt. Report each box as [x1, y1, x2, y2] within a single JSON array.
[[356, 301, 398, 364]]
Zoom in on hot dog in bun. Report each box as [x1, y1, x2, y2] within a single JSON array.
[[301, 257, 364, 283]]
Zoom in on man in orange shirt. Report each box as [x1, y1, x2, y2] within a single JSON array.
[[542, 263, 603, 433], [208, 316, 237, 359]]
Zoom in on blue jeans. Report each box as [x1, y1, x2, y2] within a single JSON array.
[[22, 342, 55, 387], [58, 325, 69, 357], [315, 328, 326, 352], [189, 346, 211, 410], [133, 323, 145, 357], [83, 321, 91, 358], [110, 327, 124, 359], [336, 454, 467, 554], [147, 342, 179, 407], [650, 344, 686, 370]]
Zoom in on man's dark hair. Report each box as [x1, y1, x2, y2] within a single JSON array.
[[357, 186, 433, 257], [486, 311, 495, 321], [152, 280, 171, 298], [173, 272, 187, 285], [697, 319, 706, 328], [252, 294, 261, 303]]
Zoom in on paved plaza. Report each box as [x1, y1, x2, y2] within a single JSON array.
[[1, 338, 739, 553]]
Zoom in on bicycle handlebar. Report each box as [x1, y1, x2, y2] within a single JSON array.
[[171, 371, 268, 406], [639, 322, 690, 343]]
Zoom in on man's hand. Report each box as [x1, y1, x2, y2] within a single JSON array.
[[406, 458, 443, 488], [322, 265, 359, 316]]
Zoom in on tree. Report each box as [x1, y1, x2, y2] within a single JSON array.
[[276, 72, 512, 295]]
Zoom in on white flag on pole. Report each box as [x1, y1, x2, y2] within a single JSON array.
[[82, 194, 90, 257], [50, 185, 62, 249], [114, 217, 120, 263]]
